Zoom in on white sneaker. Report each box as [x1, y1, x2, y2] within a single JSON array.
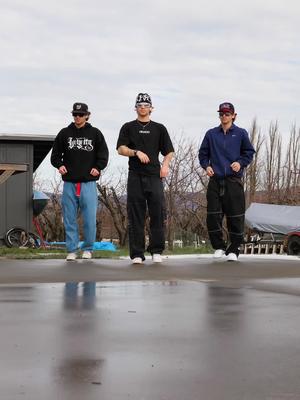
[[213, 249, 225, 259], [152, 254, 162, 263], [82, 251, 92, 259], [227, 253, 238, 262], [66, 252, 77, 261], [132, 257, 143, 264]]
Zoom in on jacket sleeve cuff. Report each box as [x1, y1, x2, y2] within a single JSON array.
[[236, 159, 244, 168], [201, 162, 209, 170]]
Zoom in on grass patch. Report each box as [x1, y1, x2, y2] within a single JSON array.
[[0, 247, 66, 259], [0, 247, 125, 260], [0, 245, 212, 259]]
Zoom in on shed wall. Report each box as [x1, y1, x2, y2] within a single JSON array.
[[0, 143, 33, 240]]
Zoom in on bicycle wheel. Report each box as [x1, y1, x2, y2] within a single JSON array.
[[287, 235, 300, 256], [27, 232, 41, 249], [4, 227, 29, 248]]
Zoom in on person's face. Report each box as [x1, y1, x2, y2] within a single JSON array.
[[135, 103, 152, 118], [219, 111, 236, 123], [72, 112, 87, 127]]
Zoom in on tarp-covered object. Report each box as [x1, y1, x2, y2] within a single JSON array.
[[245, 202, 300, 235]]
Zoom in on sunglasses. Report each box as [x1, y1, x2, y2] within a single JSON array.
[[219, 112, 233, 117], [136, 103, 151, 108], [72, 113, 86, 117]]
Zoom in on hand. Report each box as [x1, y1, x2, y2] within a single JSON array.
[[160, 165, 169, 178], [90, 168, 100, 177], [136, 150, 150, 164], [206, 166, 214, 177], [58, 165, 68, 175], [231, 162, 241, 172]]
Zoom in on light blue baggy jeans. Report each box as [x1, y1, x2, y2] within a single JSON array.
[[62, 181, 98, 253]]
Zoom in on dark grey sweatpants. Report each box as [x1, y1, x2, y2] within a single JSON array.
[[127, 171, 165, 260], [206, 176, 245, 255]]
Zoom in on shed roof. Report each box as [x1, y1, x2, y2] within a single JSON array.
[[0, 134, 55, 172]]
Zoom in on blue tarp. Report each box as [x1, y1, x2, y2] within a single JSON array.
[[33, 190, 50, 201], [49, 241, 117, 252]]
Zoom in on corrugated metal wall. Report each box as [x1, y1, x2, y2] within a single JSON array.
[[0, 142, 33, 241]]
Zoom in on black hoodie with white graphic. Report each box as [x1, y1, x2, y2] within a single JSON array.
[[51, 122, 109, 182]]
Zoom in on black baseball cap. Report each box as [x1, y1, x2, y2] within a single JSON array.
[[72, 102, 90, 114], [135, 93, 152, 106], [217, 102, 235, 113]]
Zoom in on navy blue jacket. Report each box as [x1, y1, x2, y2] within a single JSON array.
[[198, 124, 255, 178]]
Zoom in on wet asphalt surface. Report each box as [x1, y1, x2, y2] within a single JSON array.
[[1, 255, 300, 400]]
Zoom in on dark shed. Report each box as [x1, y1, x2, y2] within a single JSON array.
[[0, 134, 55, 243]]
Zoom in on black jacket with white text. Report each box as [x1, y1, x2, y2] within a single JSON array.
[[51, 122, 109, 182]]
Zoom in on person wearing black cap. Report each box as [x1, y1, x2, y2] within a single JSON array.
[[116, 93, 174, 264], [198, 102, 255, 262], [51, 102, 109, 261]]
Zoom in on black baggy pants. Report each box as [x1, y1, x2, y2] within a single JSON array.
[[206, 177, 245, 255], [127, 171, 165, 260]]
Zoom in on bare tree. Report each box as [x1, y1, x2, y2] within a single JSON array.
[[164, 135, 207, 248], [36, 176, 65, 242], [97, 169, 128, 247], [263, 121, 282, 203], [281, 125, 300, 204], [244, 118, 264, 205]]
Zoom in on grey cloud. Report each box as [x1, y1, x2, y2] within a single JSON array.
[[0, 0, 299, 179]]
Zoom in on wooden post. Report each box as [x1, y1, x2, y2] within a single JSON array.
[[0, 163, 28, 185]]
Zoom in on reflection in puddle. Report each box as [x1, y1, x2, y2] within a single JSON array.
[[56, 358, 104, 385], [64, 282, 96, 310], [206, 285, 246, 331]]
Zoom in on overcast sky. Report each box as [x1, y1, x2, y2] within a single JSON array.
[[1, 0, 300, 184]]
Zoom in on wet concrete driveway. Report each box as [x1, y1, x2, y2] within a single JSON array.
[[1, 255, 300, 399]]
